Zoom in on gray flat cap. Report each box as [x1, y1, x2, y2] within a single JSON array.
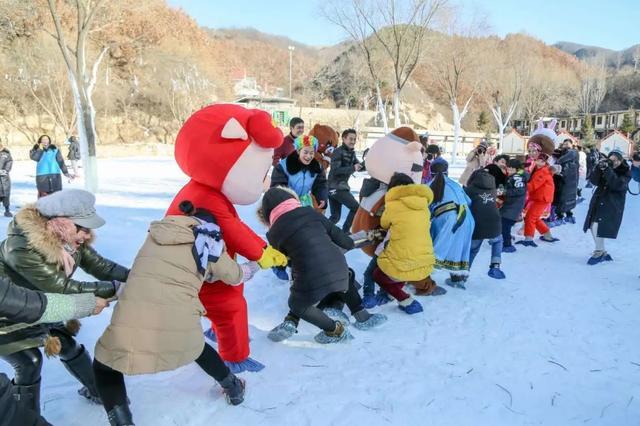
[[35, 189, 105, 229]]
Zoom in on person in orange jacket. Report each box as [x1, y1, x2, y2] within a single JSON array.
[[517, 152, 558, 247]]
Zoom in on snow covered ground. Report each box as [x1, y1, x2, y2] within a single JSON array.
[[1, 158, 640, 426]]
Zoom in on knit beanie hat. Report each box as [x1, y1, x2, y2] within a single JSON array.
[[431, 157, 449, 174], [261, 187, 297, 224], [294, 135, 319, 152]]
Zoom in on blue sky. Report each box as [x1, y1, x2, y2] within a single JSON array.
[[168, 0, 639, 50]]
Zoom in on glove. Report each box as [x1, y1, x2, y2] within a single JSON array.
[[368, 229, 386, 241], [349, 230, 369, 242], [0, 170, 7, 176], [240, 261, 260, 283], [257, 245, 288, 269]]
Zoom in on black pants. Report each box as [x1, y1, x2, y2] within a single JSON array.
[[286, 271, 365, 331], [93, 343, 230, 412], [501, 217, 517, 248], [1, 329, 85, 386], [328, 189, 359, 233], [0, 195, 9, 210]]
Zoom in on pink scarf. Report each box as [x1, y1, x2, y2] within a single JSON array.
[[269, 198, 301, 226]]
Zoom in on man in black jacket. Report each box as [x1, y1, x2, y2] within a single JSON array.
[[0, 278, 105, 425], [328, 129, 362, 233]]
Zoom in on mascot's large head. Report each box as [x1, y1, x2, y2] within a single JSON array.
[[175, 104, 283, 205], [527, 119, 557, 155], [364, 127, 423, 184]]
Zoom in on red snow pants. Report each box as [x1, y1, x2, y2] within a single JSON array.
[[199, 282, 248, 363], [373, 267, 411, 302], [524, 201, 550, 238]]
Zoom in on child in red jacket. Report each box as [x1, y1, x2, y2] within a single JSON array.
[[517, 153, 558, 247]]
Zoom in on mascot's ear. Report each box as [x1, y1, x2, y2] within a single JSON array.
[[221, 118, 248, 140]]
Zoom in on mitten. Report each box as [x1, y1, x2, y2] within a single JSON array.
[[240, 261, 260, 283], [257, 245, 288, 269]]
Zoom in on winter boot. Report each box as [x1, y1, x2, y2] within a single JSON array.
[[398, 298, 423, 314], [61, 345, 101, 404], [271, 266, 289, 281], [502, 245, 516, 253], [322, 307, 350, 325], [375, 291, 392, 306], [412, 276, 446, 296], [445, 275, 467, 290], [352, 310, 387, 330], [488, 264, 506, 279], [219, 373, 245, 406], [267, 320, 298, 342], [11, 379, 41, 417], [587, 251, 613, 265], [224, 358, 265, 374], [107, 404, 135, 426], [4, 209, 12, 218], [314, 321, 353, 344], [361, 294, 378, 309], [516, 240, 538, 247], [564, 216, 576, 224]]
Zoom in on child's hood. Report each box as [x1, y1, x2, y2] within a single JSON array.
[[468, 170, 496, 190], [386, 184, 433, 211], [148, 215, 199, 246]]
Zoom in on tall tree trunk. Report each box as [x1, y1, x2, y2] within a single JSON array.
[[393, 88, 401, 128], [451, 102, 461, 165], [69, 73, 99, 192], [376, 83, 389, 133]]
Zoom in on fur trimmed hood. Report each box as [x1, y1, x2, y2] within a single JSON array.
[[12, 205, 95, 266]]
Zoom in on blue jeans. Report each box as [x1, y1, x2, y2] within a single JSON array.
[[363, 255, 378, 296], [469, 235, 503, 268]]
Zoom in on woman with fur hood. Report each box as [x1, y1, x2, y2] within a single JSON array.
[[0, 189, 129, 410], [260, 187, 386, 344], [93, 201, 257, 425]]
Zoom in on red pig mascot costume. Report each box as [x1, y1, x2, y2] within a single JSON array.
[[167, 104, 287, 373]]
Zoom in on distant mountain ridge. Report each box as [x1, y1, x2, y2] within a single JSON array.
[[554, 41, 640, 68]]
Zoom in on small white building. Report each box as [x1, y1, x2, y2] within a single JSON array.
[[599, 130, 633, 157], [555, 130, 579, 147], [501, 129, 526, 154]]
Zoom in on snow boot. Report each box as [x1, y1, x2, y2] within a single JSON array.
[[322, 307, 350, 325], [488, 264, 506, 279], [502, 245, 516, 253], [4, 210, 12, 218], [361, 294, 378, 309], [224, 357, 265, 373], [353, 312, 387, 330], [375, 291, 392, 306], [271, 266, 289, 281], [587, 251, 613, 265], [314, 321, 353, 344], [564, 216, 576, 224], [516, 240, 538, 247], [398, 298, 423, 315], [539, 236, 560, 243], [267, 320, 298, 342], [219, 373, 245, 406], [62, 345, 101, 404], [412, 276, 446, 296], [107, 404, 135, 426], [11, 379, 41, 417], [445, 275, 467, 290]]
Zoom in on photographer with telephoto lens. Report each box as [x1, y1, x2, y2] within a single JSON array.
[[583, 149, 631, 265]]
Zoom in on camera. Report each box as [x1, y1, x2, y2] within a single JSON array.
[[598, 158, 612, 170]]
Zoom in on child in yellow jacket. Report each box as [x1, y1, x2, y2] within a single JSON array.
[[373, 173, 442, 314]]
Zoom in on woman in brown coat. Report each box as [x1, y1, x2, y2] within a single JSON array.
[[459, 141, 489, 187], [93, 201, 259, 425]]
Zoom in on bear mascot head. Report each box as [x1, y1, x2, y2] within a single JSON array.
[[175, 103, 283, 205], [527, 119, 557, 156], [308, 123, 339, 170], [351, 127, 423, 256]]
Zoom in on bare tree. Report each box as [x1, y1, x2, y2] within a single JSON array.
[[322, 0, 390, 131], [634, 46, 640, 72], [577, 57, 608, 115], [166, 64, 215, 124], [46, 0, 111, 192]]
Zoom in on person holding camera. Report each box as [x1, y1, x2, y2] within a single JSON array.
[[459, 140, 488, 187], [421, 144, 441, 185], [583, 149, 631, 265]]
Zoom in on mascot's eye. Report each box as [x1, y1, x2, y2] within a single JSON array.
[[411, 163, 423, 172]]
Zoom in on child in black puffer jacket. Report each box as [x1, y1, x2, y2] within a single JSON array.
[[259, 187, 386, 344]]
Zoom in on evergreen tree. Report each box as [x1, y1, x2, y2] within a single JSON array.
[[620, 111, 636, 136], [581, 114, 596, 148]]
